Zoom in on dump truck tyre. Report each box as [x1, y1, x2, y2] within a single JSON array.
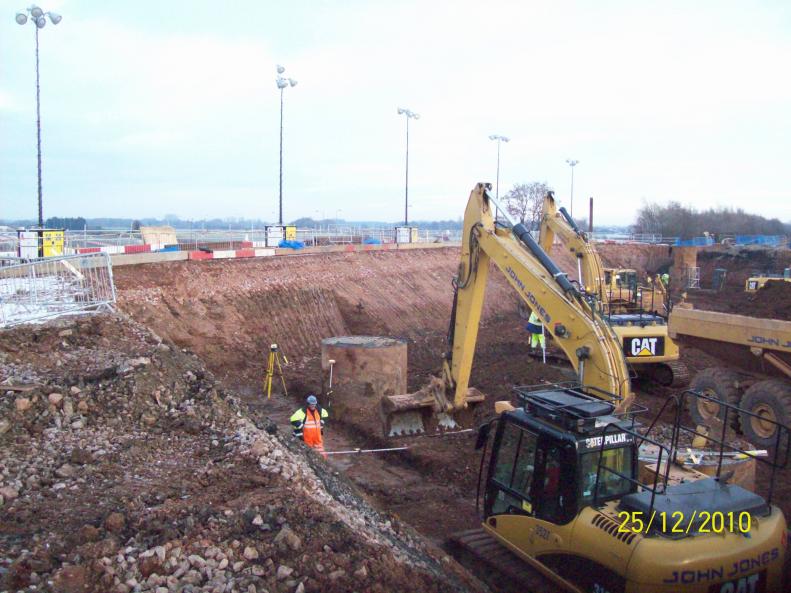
[[739, 380, 791, 449], [689, 367, 743, 428]]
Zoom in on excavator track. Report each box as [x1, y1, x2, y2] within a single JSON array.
[[448, 529, 579, 593], [637, 360, 691, 387]]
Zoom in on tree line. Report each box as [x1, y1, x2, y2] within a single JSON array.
[[631, 202, 789, 240]]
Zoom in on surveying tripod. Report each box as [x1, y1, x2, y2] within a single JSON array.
[[264, 343, 288, 399]]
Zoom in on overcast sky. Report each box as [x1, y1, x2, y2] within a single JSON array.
[[1, 0, 789, 225]]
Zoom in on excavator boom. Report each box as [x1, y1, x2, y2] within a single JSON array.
[[381, 183, 633, 436]]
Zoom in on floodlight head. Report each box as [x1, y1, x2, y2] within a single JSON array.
[[488, 134, 497, 140], [16, 12, 28, 24], [30, 5, 43, 18], [502, 136, 510, 142], [412, 112, 420, 120], [277, 65, 285, 74], [397, 107, 405, 114], [36, 16, 46, 28], [288, 78, 297, 87], [276, 77, 288, 89], [48, 12, 61, 24]]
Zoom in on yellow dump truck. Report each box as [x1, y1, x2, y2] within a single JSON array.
[[668, 306, 791, 447]]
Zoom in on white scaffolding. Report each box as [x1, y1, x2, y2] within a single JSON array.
[[685, 266, 701, 289], [0, 253, 116, 328]]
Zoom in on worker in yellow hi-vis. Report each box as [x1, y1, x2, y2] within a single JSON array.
[[526, 310, 545, 350]]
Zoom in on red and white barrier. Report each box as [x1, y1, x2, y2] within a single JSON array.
[[75, 244, 152, 255], [188, 248, 275, 261]]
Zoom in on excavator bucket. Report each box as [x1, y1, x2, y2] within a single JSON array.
[[380, 376, 486, 437]]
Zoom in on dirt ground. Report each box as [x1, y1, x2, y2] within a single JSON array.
[[695, 246, 791, 291], [5, 243, 791, 593], [0, 315, 485, 593], [684, 276, 791, 320], [111, 245, 790, 589]]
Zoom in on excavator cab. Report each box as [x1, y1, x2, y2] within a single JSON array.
[[478, 387, 638, 523], [468, 386, 791, 593]]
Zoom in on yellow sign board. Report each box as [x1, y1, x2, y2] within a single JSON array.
[[285, 226, 297, 241], [41, 230, 65, 257]]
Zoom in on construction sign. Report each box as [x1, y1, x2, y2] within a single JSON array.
[[17, 229, 65, 258], [623, 336, 665, 357]]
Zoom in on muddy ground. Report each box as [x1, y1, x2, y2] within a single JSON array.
[[4, 243, 791, 593], [111, 245, 791, 588]]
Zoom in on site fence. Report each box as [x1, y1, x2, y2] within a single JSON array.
[[0, 227, 463, 256], [0, 253, 116, 328], [589, 232, 679, 244]]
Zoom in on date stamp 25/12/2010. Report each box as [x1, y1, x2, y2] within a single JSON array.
[[617, 510, 752, 535]]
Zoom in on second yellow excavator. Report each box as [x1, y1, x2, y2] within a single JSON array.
[[538, 193, 688, 387]]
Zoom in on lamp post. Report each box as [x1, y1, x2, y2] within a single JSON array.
[[488, 135, 510, 201], [397, 107, 419, 226], [566, 159, 579, 218], [276, 65, 297, 226], [15, 5, 62, 228]]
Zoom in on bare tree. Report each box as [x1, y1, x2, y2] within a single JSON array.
[[502, 182, 552, 229]]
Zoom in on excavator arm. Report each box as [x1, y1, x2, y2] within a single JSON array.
[[538, 192, 607, 298], [381, 183, 633, 436]]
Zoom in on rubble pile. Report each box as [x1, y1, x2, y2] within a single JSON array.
[[0, 314, 484, 593]]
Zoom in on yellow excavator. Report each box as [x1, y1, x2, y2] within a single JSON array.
[[381, 183, 788, 593], [538, 193, 688, 387]]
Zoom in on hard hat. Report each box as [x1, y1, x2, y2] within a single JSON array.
[[306, 395, 318, 405]]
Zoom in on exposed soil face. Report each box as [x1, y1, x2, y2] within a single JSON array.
[[684, 278, 791, 321], [695, 247, 791, 291], [112, 246, 791, 590]]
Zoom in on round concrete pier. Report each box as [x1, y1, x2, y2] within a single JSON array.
[[321, 336, 407, 433]]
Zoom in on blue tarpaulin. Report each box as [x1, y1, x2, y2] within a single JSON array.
[[278, 240, 305, 249], [674, 236, 715, 247], [363, 237, 381, 245], [734, 235, 783, 246]]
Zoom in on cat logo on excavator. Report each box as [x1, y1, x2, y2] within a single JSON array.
[[624, 336, 665, 357]]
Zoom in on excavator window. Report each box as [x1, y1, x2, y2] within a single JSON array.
[[487, 423, 538, 515], [578, 447, 633, 506]]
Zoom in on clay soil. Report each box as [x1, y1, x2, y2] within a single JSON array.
[[111, 245, 791, 592], [684, 277, 791, 321], [6, 243, 789, 593]]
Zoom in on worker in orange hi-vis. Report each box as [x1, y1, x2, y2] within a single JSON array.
[[290, 395, 329, 457]]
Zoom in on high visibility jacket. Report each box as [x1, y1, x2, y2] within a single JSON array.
[[526, 311, 543, 335], [290, 405, 328, 446]]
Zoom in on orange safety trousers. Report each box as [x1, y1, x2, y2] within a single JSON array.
[[302, 408, 326, 457]]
